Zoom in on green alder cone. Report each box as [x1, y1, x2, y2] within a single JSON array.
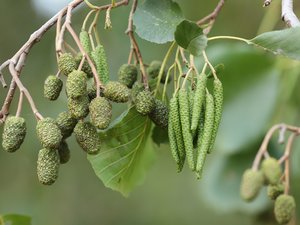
[[191, 73, 207, 134], [149, 99, 168, 129], [37, 148, 60, 185], [135, 90, 155, 116], [196, 92, 215, 178], [66, 70, 88, 99], [43, 75, 63, 101], [240, 169, 264, 202], [74, 121, 101, 155], [68, 95, 89, 119], [208, 78, 224, 153], [55, 111, 78, 139], [2, 116, 26, 152], [274, 195, 296, 224], [75, 54, 93, 78], [91, 44, 109, 84], [267, 183, 284, 200], [131, 82, 144, 102], [36, 118, 62, 149], [89, 97, 112, 129], [118, 64, 138, 88], [169, 96, 185, 168], [58, 141, 71, 164], [87, 83, 97, 102], [58, 53, 77, 76], [262, 157, 282, 185], [178, 89, 195, 171], [79, 31, 92, 54], [103, 81, 130, 103], [147, 60, 169, 83]]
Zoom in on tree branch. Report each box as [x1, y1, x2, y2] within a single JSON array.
[[281, 0, 300, 27]]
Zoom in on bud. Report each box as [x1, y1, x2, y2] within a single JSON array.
[[68, 95, 89, 119], [240, 169, 264, 202], [36, 118, 62, 149], [37, 148, 60, 185], [274, 194, 296, 224], [58, 53, 77, 76], [44, 75, 63, 100], [2, 116, 26, 152], [135, 90, 155, 115], [89, 97, 112, 129], [55, 111, 78, 139], [103, 81, 130, 103], [58, 141, 70, 164], [74, 121, 101, 155], [262, 157, 282, 185], [66, 70, 87, 99], [118, 64, 138, 88], [267, 184, 284, 200], [149, 99, 168, 128]]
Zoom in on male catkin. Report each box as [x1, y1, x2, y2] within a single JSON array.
[[79, 31, 92, 54], [208, 78, 223, 153], [68, 95, 89, 119], [195, 92, 214, 177], [36, 118, 62, 149], [2, 116, 26, 152], [274, 195, 296, 224], [55, 111, 78, 139], [178, 89, 195, 171], [58, 53, 77, 76], [91, 44, 109, 84], [118, 64, 138, 88], [89, 97, 112, 129], [240, 169, 264, 202], [103, 81, 130, 103], [66, 70, 88, 99], [168, 122, 182, 172], [44, 75, 63, 101], [135, 90, 155, 116]]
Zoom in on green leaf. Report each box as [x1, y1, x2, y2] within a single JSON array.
[[87, 107, 155, 196], [1, 214, 31, 225], [151, 125, 169, 147], [251, 27, 300, 60], [174, 20, 207, 56], [133, 0, 184, 44]]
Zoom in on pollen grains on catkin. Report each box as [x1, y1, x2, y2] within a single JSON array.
[[89, 97, 112, 129], [135, 90, 155, 116], [240, 169, 264, 202], [58, 53, 77, 76], [2, 116, 26, 152], [118, 64, 138, 88], [43, 75, 63, 101], [103, 81, 130, 103], [55, 111, 78, 139], [66, 70, 88, 99], [36, 118, 62, 149], [149, 99, 168, 129], [274, 194, 296, 224], [261, 157, 282, 185]]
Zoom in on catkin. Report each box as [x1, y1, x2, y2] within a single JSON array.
[[168, 122, 182, 172], [44, 75, 63, 101], [79, 31, 92, 54], [91, 44, 109, 84], [191, 73, 207, 134], [208, 78, 223, 153], [178, 89, 195, 171], [196, 91, 214, 177]]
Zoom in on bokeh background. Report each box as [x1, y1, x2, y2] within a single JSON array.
[[1, 0, 300, 224]]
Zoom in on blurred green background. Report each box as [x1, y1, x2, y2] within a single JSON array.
[[1, 0, 300, 224]]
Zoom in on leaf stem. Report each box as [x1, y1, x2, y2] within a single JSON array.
[[208, 35, 251, 44]]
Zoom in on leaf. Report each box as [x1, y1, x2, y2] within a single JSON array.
[[151, 125, 169, 147], [0, 214, 31, 225], [174, 20, 207, 56], [87, 107, 155, 196], [251, 27, 300, 60], [133, 0, 184, 44]]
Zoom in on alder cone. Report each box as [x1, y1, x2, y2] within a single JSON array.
[[68, 95, 89, 120], [267, 184, 284, 200], [66, 70, 88, 99], [58, 141, 71, 164], [58, 53, 77, 76], [149, 99, 168, 128], [75, 54, 93, 78], [135, 90, 155, 115], [274, 195, 296, 224], [89, 97, 112, 129], [55, 111, 78, 139], [44, 75, 63, 101], [36, 118, 62, 149], [118, 64, 138, 88], [147, 60, 169, 83], [103, 81, 130, 103], [261, 157, 282, 185], [240, 169, 264, 202]]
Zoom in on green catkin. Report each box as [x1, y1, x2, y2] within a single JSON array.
[[118, 64, 138, 88], [178, 89, 195, 171], [79, 31, 92, 54], [91, 44, 109, 84], [191, 73, 207, 134], [58, 141, 71, 164], [55, 111, 78, 139], [274, 195, 296, 224], [58, 53, 77, 76], [43, 75, 63, 101], [135, 90, 155, 116], [66, 70, 87, 99], [208, 78, 223, 153], [74, 121, 101, 155], [240, 169, 264, 202], [36, 118, 62, 149], [89, 97, 112, 129], [267, 184, 284, 200], [261, 157, 282, 185], [75, 54, 93, 78], [103, 81, 130, 103], [168, 122, 182, 172], [169, 96, 185, 167], [149, 99, 169, 129], [37, 148, 60, 185], [68, 95, 89, 119], [2, 116, 26, 152]]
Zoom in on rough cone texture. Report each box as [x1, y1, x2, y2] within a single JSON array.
[[2, 116, 26, 152], [37, 148, 60, 185], [58, 141, 71, 164], [87, 84, 97, 102], [36, 118, 62, 149], [89, 97, 112, 129], [55, 111, 78, 138], [147, 60, 169, 83], [66, 70, 87, 99], [68, 95, 89, 119], [240, 169, 264, 202], [262, 157, 282, 185], [44, 75, 63, 100], [118, 64, 138, 88], [131, 82, 144, 102], [75, 54, 93, 78], [267, 184, 284, 200], [274, 195, 296, 224], [58, 53, 77, 76], [149, 99, 168, 128], [135, 90, 155, 115], [74, 121, 101, 155], [103, 81, 130, 103]]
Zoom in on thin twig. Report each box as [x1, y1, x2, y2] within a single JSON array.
[[281, 0, 300, 27], [283, 133, 296, 194], [202, 51, 217, 79], [16, 91, 24, 117]]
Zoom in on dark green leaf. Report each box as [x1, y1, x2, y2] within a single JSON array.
[[174, 20, 207, 56], [133, 0, 184, 44], [1, 214, 31, 225], [87, 107, 155, 196], [151, 125, 169, 147], [251, 27, 300, 60]]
